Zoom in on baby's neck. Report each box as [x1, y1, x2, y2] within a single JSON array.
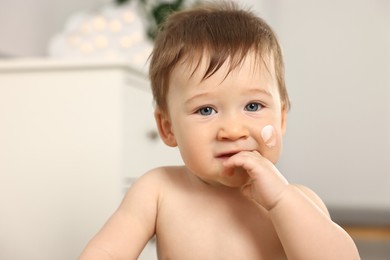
[[183, 167, 244, 196]]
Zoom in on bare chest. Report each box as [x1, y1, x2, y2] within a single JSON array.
[[155, 191, 286, 259]]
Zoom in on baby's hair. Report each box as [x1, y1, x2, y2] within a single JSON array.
[[149, 1, 290, 112]]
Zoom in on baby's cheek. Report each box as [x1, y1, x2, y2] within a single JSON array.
[[260, 124, 282, 164], [261, 125, 277, 148]]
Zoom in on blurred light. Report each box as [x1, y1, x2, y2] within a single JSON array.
[[122, 10, 135, 23], [109, 19, 122, 33], [92, 16, 107, 31], [94, 35, 109, 49], [48, 2, 153, 72]]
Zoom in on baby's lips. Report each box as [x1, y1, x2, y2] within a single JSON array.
[[261, 125, 276, 148]]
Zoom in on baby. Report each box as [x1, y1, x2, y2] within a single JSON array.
[[80, 2, 360, 259]]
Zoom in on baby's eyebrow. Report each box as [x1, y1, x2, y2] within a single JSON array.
[[184, 92, 212, 105], [185, 87, 272, 105], [237, 87, 273, 99], [245, 88, 272, 97]]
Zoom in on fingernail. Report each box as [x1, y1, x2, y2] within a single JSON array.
[[261, 125, 276, 148]]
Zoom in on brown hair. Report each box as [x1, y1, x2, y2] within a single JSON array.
[[149, 1, 290, 112]]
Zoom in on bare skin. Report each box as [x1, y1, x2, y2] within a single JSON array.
[[80, 165, 287, 259], [154, 166, 285, 259], [80, 165, 358, 260]]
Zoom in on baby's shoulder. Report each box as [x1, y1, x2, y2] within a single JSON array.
[[130, 166, 187, 191], [139, 165, 186, 181], [121, 166, 186, 209]]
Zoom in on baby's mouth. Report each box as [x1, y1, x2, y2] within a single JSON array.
[[216, 152, 239, 159]]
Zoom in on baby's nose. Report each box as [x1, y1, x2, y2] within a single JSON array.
[[217, 116, 249, 141]]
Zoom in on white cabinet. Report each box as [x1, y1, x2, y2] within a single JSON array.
[[0, 59, 181, 260]]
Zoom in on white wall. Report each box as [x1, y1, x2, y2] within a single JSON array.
[[262, 0, 390, 209]]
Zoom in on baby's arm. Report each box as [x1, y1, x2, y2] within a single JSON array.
[[223, 152, 360, 260], [79, 171, 160, 260]]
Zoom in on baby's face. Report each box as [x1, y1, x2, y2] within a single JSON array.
[[164, 52, 287, 187]]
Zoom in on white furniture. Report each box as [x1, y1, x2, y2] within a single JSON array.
[[0, 59, 182, 260]]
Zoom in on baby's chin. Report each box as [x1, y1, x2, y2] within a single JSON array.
[[198, 168, 249, 188], [193, 167, 249, 188], [216, 167, 250, 188]]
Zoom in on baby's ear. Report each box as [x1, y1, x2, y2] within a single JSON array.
[[154, 108, 177, 147], [281, 104, 287, 135]]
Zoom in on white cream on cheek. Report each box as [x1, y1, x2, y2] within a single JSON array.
[[261, 124, 276, 148]]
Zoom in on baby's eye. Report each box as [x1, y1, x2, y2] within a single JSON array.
[[197, 106, 216, 116], [245, 102, 263, 112]]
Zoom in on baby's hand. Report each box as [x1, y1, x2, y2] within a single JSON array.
[[223, 151, 288, 210]]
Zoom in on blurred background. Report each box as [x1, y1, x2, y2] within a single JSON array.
[[0, 0, 389, 259]]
